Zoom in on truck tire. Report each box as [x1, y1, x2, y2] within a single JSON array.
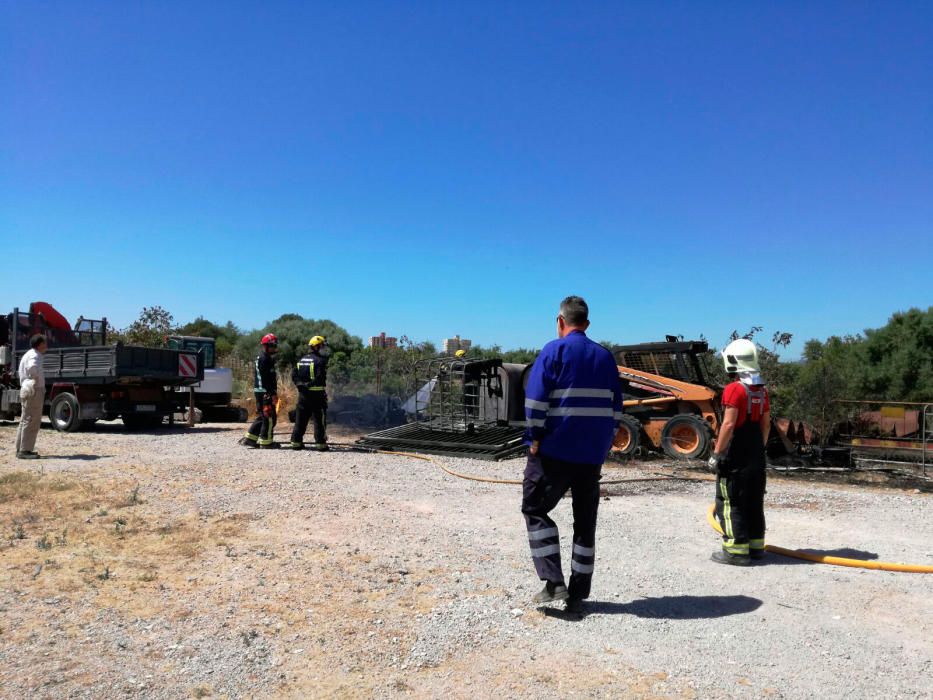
[[611, 415, 643, 456], [661, 414, 713, 460], [50, 393, 83, 432]]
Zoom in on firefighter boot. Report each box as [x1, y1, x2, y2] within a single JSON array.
[[711, 550, 752, 567]]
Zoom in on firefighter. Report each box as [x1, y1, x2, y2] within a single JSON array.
[[289, 335, 329, 451], [707, 338, 771, 565], [239, 334, 280, 449], [521, 296, 623, 612]]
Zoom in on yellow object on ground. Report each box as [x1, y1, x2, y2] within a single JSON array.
[[705, 504, 933, 573]]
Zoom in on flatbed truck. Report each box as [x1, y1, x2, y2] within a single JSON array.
[[1, 304, 204, 431]]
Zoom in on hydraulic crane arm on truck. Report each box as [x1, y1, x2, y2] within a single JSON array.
[[0, 303, 203, 431]]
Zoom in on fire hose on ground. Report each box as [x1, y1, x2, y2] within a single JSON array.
[[286, 438, 933, 573], [704, 504, 933, 573]]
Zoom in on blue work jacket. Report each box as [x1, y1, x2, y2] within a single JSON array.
[[524, 330, 623, 465]]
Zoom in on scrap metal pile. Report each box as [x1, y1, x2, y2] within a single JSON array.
[[357, 357, 529, 460]]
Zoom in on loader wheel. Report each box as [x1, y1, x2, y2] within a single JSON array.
[[50, 393, 82, 432], [611, 415, 643, 456], [661, 414, 712, 460]]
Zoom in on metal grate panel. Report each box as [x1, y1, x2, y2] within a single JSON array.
[[357, 423, 526, 461]]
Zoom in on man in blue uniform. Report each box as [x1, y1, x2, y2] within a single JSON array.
[[521, 296, 623, 611]]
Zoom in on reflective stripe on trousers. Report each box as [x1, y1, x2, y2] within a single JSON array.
[[522, 453, 600, 599], [571, 543, 595, 574]]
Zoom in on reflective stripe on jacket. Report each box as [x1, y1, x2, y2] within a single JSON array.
[[253, 352, 278, 394], [524, 330, 623, 464], [292, 351, 328, 392]]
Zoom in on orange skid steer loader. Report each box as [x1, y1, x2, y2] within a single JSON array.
[[611, 339, 721, 460]]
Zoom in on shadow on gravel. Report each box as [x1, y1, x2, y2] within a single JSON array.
[[764, 548, 879, 566], [43, 454, 111, 461], [94, 426, 233, 435], [542, 594, 763, 622]]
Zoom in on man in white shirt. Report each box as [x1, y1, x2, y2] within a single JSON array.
[[16, 334, 48, 459]]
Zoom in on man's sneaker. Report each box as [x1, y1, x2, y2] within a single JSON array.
[[532, 581, 569, 604], [311, 443, 330, 452], [16, 451, 39, 460], [259, 442, 281, 450], [238, 437, 258, 448], [290, 443, 305, 451], [711, 550, 752, 567]]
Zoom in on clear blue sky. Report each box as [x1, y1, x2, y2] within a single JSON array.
[[2, 2, 930, 356]]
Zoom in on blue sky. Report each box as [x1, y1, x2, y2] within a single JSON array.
[[2, 1, 930, 356]]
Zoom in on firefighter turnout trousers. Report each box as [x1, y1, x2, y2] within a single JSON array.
[[521, 453, 600, 600], [245, 392, 277, 446], [714, 420, 767, 556], [290, 390, 327, 448]]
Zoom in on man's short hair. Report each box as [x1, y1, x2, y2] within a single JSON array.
[[30, 334, 47, 349], [559, 296, 589, 326]]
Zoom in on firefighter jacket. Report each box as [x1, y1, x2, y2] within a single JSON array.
[[524, 330, 623, 465], [253, 352, 278, 395], [293, 351, 328, 392]]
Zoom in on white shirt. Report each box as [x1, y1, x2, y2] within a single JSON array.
[[18, 349, 46, 390]]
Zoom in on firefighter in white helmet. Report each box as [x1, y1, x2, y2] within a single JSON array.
[[707, 338, 771, 566]]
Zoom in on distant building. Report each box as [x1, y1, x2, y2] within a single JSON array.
[[442, 335, 472, 354], [369, 332, 398, 349]]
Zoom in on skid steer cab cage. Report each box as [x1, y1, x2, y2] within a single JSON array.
[[414, 357, 505, 431], [613, 339, 712, 387], [358, 356, 528, 460]]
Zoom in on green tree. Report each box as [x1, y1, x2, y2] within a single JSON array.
[[234, 314, 363, 371], [122, 306, 176, 347], [176, 317, 241, 355], [791, 336, 861, 439], [856, 307, 933, 401]]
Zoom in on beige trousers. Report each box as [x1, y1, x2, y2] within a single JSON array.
[[15, 389, 44, 453]]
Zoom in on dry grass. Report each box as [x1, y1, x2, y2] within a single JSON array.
[[0, 470, 255, 621]]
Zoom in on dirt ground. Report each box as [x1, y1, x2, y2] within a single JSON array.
[[1, 420, 931, 699]]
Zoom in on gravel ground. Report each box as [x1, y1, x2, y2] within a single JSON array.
[[1, 420, 931, 699]]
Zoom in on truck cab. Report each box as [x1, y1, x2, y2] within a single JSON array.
[[166, 335, 234, 412]]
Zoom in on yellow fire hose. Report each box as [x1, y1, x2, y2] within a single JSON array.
[[374, 449, 708, 487], [705, 504, 933, 573], [300, 440, 933, 573]]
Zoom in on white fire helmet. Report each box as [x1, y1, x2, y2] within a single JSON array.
[[721, 338, 760, 374]]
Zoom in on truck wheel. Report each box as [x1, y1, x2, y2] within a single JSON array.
[[661, 414, 712, 460], [50, 393, 83, 432], [611, 415, 643, 456]]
